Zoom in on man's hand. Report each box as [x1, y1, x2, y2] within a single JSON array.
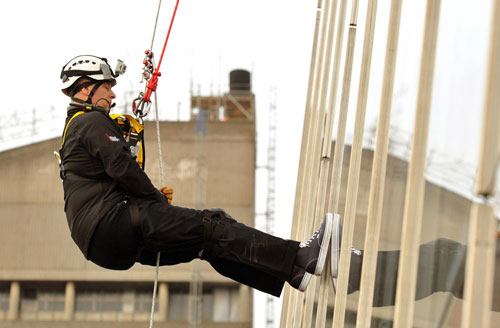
[[158, 186, 174, 204]]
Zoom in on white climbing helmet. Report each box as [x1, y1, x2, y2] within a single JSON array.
[[60, 55, 126, 96]]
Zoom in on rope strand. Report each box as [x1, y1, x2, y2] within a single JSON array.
[[149, 92, 165, 328], [146, 0, 178, 326], [156, 0, 180, 71], [149, 0, 163, 51], [148, 251, 161, 328]]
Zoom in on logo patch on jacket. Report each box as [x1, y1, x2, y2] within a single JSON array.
[[105, 133, 120, 142]]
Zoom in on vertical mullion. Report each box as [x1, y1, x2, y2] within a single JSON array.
[[474, 0, 500, 197], [297, 0, 341, 326], [280, 4, 323, 327], [332, 0, 378, 326], [289, 1, 324, 246], [462, 203, 497, 328], [393, 1, 441, 327], [314, 0, 350, 326], [461, 0, 500, 326], [355, 1, 403, 327], [286, 0, 332, 325]]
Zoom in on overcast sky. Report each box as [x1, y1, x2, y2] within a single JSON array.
[[0, 0, 496, 326]]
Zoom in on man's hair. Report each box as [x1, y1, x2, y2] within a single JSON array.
[[67, 77, 96, 97]]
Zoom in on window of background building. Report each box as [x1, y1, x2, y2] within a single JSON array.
[[19, 282, 65, 320], [0, 283, 9, 312], [212, 285, 239, 322], [75, 285, 122, 313], [167, 283, 239, 322], [75, 283, 159, 321], [134, 286, 158, 313], [168, 283, 189, 321]]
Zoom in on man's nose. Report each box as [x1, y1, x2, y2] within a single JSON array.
[[111, 90, 116, 99]]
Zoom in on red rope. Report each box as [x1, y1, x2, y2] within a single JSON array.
[[143, 0, 180, 103], [156, 0, 180, 71]]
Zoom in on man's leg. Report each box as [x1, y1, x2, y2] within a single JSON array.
[[199, 210, 333, 294], [87, 201, 139, 270], [137, 247, 302, 297], [137, 202, 299, 279], [136, 201, 332, 296]]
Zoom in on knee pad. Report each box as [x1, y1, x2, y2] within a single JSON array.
[[200, 208, 236, 260]]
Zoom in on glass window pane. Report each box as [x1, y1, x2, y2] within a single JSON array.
[[168, 293, 188, 320], [167, 283, 189, 321], [201, 293, 213, 321], [21, 288, 37, 313], [0, 284, 9, 311], [134, 287, 157, 313], [37, 288, 65, 312]]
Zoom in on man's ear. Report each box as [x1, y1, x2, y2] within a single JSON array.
[[80, 86, 91, 96]]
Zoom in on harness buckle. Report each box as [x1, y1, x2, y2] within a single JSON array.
[[54, 151, 66, 180]]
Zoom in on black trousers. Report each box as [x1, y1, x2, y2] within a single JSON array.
[[347, 238, 500, 311], [88, 199, 299, 297]]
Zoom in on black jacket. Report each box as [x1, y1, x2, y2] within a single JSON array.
[[60, 105, 166, 257]]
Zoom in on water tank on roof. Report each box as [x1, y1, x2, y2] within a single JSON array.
[[229, 69, 251, 92]]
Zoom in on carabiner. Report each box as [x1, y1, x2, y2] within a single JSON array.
[[132, 93, 152, 118]]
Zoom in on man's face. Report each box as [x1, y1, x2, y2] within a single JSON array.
[[91, 82, 116, 113]]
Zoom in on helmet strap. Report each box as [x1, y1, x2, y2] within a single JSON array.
[[70, 96, 107, 114], [70, 80, 112, 113], [86, 81, 104, 104]]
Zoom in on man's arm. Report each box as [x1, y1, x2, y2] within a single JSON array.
[[79, 112, 167, 203]]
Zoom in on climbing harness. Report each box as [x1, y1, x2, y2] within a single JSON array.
[[54, 110, 146, 179], [110, 114, 146, 169]]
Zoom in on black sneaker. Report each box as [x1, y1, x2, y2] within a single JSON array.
[[295, 213, 333, 276], [288, 266, 312, 292]]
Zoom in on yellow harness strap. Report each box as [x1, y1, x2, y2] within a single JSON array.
[[109, 114, 144, 133], [55, 110, 85, 179], [61, 111, 85, 148]]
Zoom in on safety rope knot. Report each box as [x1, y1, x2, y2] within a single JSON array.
[[144, 71, 162, 102], [132, 71, 162, 118]]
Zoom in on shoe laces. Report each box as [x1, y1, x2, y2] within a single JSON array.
[[299, 229, 320, 248]]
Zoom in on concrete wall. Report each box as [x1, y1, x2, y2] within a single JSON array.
[[0, 121, 255, 282]]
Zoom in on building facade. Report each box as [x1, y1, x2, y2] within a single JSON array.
[[0, 75, 256, 327]]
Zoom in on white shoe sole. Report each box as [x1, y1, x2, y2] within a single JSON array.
[[313, 213, 333, 276], [331, 213, 341, 277]]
